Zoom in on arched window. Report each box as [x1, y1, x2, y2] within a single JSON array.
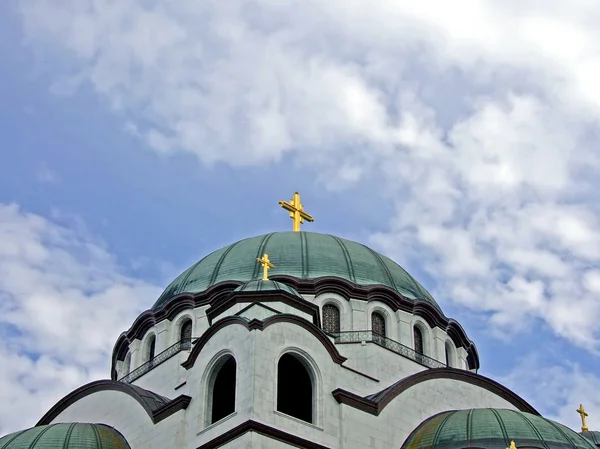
[[180, 319, 193, 350], [322, 304, 340, 334], [414, 326, 424, 355], [123, 353, 131, 376], [371, 312, 386, 338], [445, 341, 454, 367], [209, 355, 237, 424], [277, 353, 313, 423], [147, 336, 156, 368]]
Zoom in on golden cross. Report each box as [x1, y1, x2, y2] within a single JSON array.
[[506, 441, 517, 449], [279, 191, 314, 232], [256, 253, 275, 280], [577, 404, 589, 432]]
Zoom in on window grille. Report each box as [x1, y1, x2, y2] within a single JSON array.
[[323, 304, 340, 333], [181, 320, 192, 350], [371, 312, 386, 337]]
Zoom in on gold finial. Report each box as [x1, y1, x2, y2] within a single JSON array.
[[577, 404, 589, 432], [279, 191, 314, 232], [507, 441, 517, 449], [256, 253, 275, 280]]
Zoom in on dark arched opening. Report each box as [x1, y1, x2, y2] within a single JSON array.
[[322, 304, 341, 334], [180, 319, 193, 350], [210, 356, 236, 424], [371, 312, 386, 345], [147, 336, 156, 368], [445, 341, 454, 367], [277, 353, 313, 423], [414, 326, 424, 355]]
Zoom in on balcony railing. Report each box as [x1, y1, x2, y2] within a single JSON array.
[[119, 338, 192, 384], [329, 330, 446, 369]]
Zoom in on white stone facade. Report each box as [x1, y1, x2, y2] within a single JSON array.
[[44, 292, 527, 448]]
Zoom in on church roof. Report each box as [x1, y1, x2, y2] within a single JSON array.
[[0, 423, 130, 449], [401, 409, 596, 449], [154, 231, 439, 311], [232, 279, 303, 298], [581, 431, 600, 447]]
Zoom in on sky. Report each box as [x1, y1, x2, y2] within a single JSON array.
[[1, 0, 599, 438]]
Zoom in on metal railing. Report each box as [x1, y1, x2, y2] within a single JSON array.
[[329, 330, 446, 369], [119, 338, 192, 384]]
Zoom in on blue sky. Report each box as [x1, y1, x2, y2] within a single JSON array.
[[1, 0, 599, 437]]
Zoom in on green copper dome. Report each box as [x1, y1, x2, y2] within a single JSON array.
[[233, 279, 303, 298], [154, 231, 439, 311], [581, 431, 600, 447], [0, 423, 130, 449], [401, 409, 595, 449]]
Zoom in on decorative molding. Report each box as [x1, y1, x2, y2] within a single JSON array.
[[235, 301, 282, 317], [332, 389, 379, 415], [196, 419, 331, 449], [182, 314, 347, 370], [174, 381, 187, 391], [36, 380, 191, 426], [340, 365, 380, 382], [152, 395, 192, 423], [206, 290, 321, 327], [332, 368, 539, 416], [113, 276, 480, 374]]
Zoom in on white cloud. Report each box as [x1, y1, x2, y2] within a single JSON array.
[[496, 354, 600, 432], [0, 204, 161, 436], [15, 0, 600, 384]]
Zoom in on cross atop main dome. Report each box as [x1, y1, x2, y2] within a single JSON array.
[[278, 191, 314, 232]]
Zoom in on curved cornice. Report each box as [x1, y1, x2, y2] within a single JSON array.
[[36, 380, 191, 426], [182, 314, 347, 370], [332, 368, 539, 416], [114, 276, 479, 370]]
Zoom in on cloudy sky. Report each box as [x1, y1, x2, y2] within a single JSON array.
[[1, 0, 600, 437]]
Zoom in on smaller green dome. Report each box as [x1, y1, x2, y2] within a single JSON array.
[[401, 409, 595, 449], [0, 423, 130, 449], [581, 431, 600, 447], [233, 279, 303, 299]]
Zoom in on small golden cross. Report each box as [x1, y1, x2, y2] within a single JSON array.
[[577, 404, 589, 432], [256, 253, 275, 280], [279, 191, 314, 232], [507, 441, 517, 449]]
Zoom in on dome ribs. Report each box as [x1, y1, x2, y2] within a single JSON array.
[[430, 411, 456, 448], [300, 231, 309, 278], [251, 233, 275, 280], [539, 413, 584, 449], [331, 235, 356, 284], [64, 423, 78, 449], [490, 408, 512, 447], [209, 240, 242, 286], [518, 411, 554, 449], [364, 244, 399, 292], [90, 424, 102, 449]]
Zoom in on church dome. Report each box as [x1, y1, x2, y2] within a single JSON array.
[[153, 231, 439, 311], [0, 423, 131, 448], [233, 279, 303, 299], [581, 431, 600, 447], [401, 409, 595, 449]]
